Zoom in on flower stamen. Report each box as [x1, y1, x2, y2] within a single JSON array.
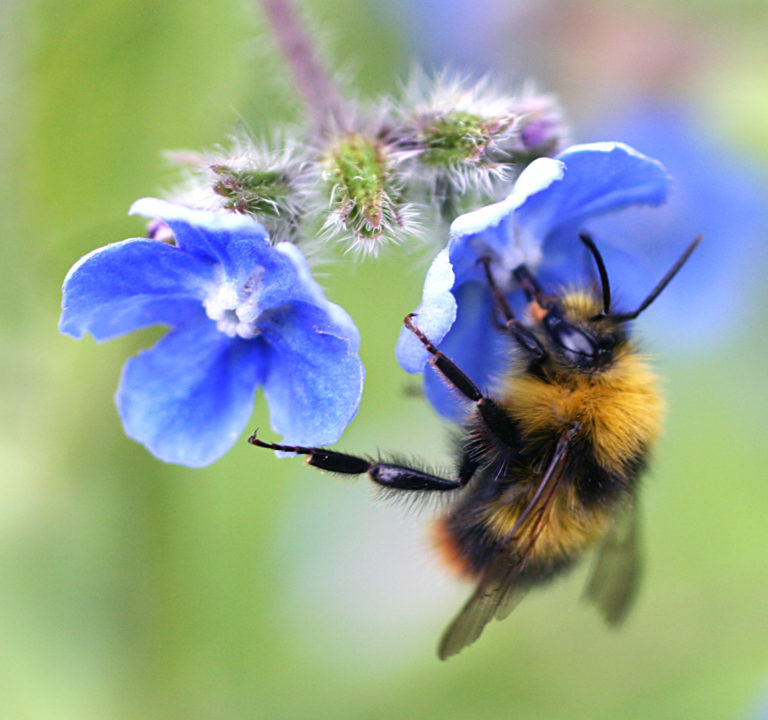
[[203, 277, 261, 339]]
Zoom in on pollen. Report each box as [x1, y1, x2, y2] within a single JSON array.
[[528, 300, 548, 323]]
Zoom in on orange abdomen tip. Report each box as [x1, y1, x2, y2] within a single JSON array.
[[430, 517, 477, 580]]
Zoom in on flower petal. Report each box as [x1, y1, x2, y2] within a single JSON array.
[[585, 101, 768, 347], [447, 157, 565, 278], [259, 302, 364, 447], [130, 198, 286, 300], [130, 197, 271, 272], [130, 199, 326, 311], [59, 238, 215, 341], [422, 281, 508, 422], [516, 142, 670, 243], [396, 248, 457, 373], [449, 157, 565, 239], [536, 226, 659, 307], [116, 320, 266, 467], [268, 241, 352, 315]]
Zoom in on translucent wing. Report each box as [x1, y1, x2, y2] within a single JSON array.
[[438, 428, 577, 660], [583, 500, 642, 624], [437, 545, 530, 660]]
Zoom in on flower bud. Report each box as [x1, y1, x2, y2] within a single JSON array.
[[322, 133, 406, 254], [418, 111, 514, 170], [210, 164, 293, 219], [502, 91, 569, 161], [165, 138, 306, 244], [392, 73, 520, 200]]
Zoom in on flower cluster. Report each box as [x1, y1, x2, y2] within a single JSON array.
[[59, 70, 682, 467], [161, 75, 568, 257]]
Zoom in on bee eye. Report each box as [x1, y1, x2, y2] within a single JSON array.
[[544, 314, 600, 364]]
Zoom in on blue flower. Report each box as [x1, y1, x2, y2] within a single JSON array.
[[582, 100, 768, 348], [395, 142, 669, 421], [60, 198, 364, 467]]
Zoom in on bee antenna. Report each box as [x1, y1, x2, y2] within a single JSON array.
[[610, 235, 702, 322], [579, 233, 611, 315]]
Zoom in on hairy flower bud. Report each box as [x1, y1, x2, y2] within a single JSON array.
[[210, 165, 292, 215], [390, 74, 570, 209], [390, 73, 522, 208], [167, 137, 306, 244], [417, 110, 514, 170], [322, 133, 407, 254]]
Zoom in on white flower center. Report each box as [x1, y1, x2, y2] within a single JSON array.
[[505, 225, 543, 276], [203, 270, 263, 339], [475, 224, 544, 292]]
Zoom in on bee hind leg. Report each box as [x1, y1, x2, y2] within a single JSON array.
[[249, 432, 467, 491]]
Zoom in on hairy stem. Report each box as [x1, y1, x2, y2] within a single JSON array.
[[259, 0, 345, 134]]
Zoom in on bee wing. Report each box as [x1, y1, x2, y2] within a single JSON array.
[[437, 545, 530, 661], [583, 500, 641, 624], [438, 428, 577, 660]]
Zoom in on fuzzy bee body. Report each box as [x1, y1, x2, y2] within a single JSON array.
[[435, 322, 661, 578], [426, 289, 663, 655], [250, 235, 698, 659]]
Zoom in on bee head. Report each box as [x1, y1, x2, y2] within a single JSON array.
[[538, 297, 620, 370], [499, 234, 698, 372]]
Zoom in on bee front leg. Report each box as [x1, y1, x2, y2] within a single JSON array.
[[477, 257, 547, 359], [248, 433, 468, 491], [403, 314, 519, 446]]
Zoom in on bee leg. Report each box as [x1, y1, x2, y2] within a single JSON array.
[[403, 314, 519, 444], [502, 422, 580, 548], [512, 264, 554, 308], [477, 256, 518, 321], [477, 258, 546, 359], [248, 432, 469, 491], [404, 313, 486, 403], [367, 465, 464, 491]]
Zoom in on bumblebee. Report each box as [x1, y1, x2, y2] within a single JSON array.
[[250, 233, 699, 659]]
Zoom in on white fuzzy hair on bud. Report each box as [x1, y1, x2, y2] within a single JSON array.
[[390, 71, 520, 193], [152, 67, 568, 261]]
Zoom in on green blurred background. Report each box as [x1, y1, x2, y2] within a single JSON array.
[[2, 0, 767, 718]]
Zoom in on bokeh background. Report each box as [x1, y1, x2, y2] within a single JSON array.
[[2, 0, 768, 718]]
